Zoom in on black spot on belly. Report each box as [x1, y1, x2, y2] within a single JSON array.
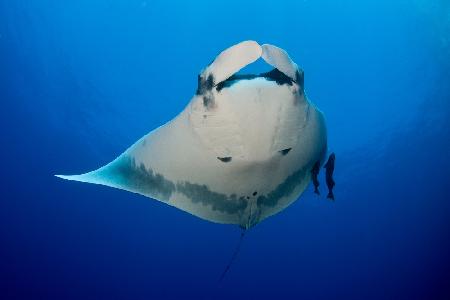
[[280, 148, 292, 155], [252, 191, 257, 196], [217, 157, 232, 163]]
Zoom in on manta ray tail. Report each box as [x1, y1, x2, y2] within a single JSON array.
[[218, 229, 247, 283]]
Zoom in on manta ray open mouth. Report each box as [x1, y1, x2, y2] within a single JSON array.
[[216, 68, 296, 92]]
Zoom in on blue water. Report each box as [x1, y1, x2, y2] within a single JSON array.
[[1, 0, 449, 299]]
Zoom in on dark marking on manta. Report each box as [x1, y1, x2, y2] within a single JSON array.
[[176, 182, 248, 214], [216, 68, 294, 92], [217, 157, 232, 163], [98, 155, 314, 224], [257, 166, 308, 208], [324, 153, 336, 201], [279, 148, 292, 155], [197, 73, 215, 108], [203, 95, 214, 107], [263, 68, 295, 86], [196, 73, 215, 95], [295, 69, 305, 92], [216, 74, 258, 91], [252, 191, 257, 196], [103, 155, 248, 215], [110, 156, 176, 200]]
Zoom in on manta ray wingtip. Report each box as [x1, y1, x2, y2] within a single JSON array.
[[54, 173, 95, 184]]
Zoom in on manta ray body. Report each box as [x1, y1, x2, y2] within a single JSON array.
[[57, 41, 328, 229]]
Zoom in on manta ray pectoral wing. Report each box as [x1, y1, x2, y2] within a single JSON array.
[[201, 40, 262, 86], [261, 44, 304, 88], [56, 40, 328, 229]]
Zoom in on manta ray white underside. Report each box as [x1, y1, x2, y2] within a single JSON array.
[[57, 41, 328, 228]]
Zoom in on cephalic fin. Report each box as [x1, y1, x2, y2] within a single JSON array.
[[261, 43, 303, 86], [200, 40, 262, 86]]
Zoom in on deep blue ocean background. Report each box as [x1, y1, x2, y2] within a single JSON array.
[[1, 0, 450, 299]]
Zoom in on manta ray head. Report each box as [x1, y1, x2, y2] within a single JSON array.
[[190, 41, 312, 163]]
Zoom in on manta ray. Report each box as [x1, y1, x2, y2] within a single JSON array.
[[57, 41, 328, 229]]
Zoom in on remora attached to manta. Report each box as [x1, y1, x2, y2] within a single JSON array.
[[57, 41, 328, 229]]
